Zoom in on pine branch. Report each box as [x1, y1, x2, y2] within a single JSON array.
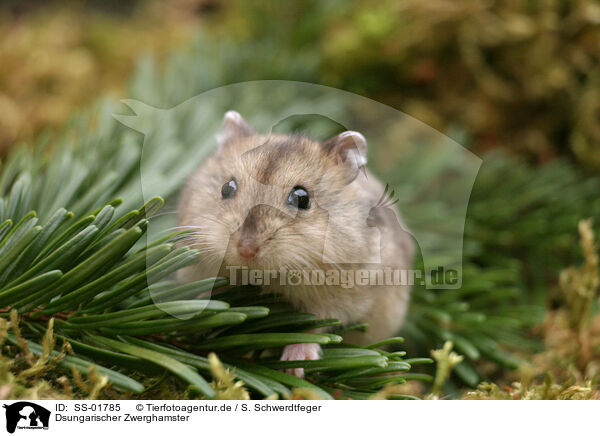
[[0, 187, 426, 399]]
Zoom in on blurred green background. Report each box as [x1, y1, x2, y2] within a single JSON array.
[[2, 0, 599, 166]]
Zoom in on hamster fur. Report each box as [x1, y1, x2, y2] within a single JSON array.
[[177, 111, 415, 377]]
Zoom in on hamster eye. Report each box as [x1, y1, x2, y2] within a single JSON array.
[[221, 179, 237, 199], [287, 186, 310, 210]]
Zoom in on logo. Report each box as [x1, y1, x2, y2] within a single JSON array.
[[3, 402, 50, 433], [114, 81, 482, 319]]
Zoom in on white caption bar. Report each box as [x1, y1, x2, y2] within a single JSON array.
[[0, 400, 593, 436]]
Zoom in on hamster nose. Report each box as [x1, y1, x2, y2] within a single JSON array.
[[237, 239, 260, 259]]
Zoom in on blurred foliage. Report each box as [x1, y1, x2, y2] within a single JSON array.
[[0, 0, 209, 153], [0, 315, 107, 400], [463, 221, 600, 399], [402, 152, 600, 388], [3, 0, 598, 166], [212, 0, 600, 168]]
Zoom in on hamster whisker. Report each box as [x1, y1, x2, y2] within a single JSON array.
[[169, 236, 210, 244], [147, 210, 178, 219], [197, 215, 230, 227], [172, 228, 215, 235], [176, 237, 217, 246], [163, 225, 209, 231], [289, 253, 321, 274], [174, 233, 214, 239], [298, 246, 344, 272], [195, 216, 238, 235], [154, 228, 214, 238], [184, 247, 222, 260]]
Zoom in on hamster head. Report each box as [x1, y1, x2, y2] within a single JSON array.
[[178, 111, 372, 276]]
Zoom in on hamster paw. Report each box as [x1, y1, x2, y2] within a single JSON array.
[[280, 343, 321, 378]]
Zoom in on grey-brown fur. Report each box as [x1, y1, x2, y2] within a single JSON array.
[[177, 111, 415, 373]]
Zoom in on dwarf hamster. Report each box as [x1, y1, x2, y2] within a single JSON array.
[[177, 111, 415, 377]]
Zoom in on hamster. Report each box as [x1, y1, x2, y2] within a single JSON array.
[[177, 111, 415, 377]]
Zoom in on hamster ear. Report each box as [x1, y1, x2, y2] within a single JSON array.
[[322, 131, 367, 181], [217, 111, 254, 151]]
